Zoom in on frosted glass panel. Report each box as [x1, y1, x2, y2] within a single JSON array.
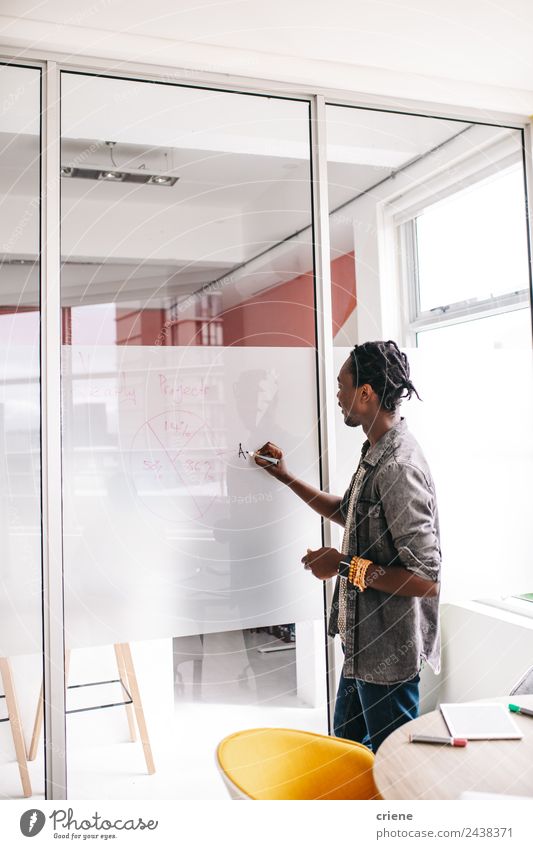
[[62, 345, 322, 645], [333, 347, 533, 602]]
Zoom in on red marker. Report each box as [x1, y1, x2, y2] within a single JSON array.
[[409, 734, 467, 747]]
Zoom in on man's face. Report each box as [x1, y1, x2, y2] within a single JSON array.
[[337, 361, 363, 428]]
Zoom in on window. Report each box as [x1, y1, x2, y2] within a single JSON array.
[[402, 164, 532, 350], [399, 157, 533, 607]]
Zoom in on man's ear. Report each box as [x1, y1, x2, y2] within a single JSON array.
[[359, 382, 373, 402]]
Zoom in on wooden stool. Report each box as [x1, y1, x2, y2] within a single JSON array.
[[0, 657, 32, 797], [29, 643, 155, 775]]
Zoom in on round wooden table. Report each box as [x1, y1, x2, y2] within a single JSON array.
[[373, 695, 533, 800]]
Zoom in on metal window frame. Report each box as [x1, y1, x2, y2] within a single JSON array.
[[1, 43, 532, 797], [309, 95, 337, 734], [41, 60, 68, 800]]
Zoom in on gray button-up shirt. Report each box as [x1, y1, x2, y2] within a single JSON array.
[[328, 418, 441, 684]]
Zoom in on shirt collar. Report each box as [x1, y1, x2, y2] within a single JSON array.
[[360, 417, 407, 467]]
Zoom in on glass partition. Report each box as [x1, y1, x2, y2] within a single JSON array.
[[0, 64, 43, 799], [326, 104, 532, 608], [60, 73, 326, 798]]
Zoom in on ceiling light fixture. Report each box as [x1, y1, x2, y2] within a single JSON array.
[[60, 166, 178, 186]]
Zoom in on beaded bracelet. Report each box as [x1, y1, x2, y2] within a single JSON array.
[[347, 555, 372, 591]]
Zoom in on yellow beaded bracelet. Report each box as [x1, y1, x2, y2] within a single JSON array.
[[347, 555, 372, 591]]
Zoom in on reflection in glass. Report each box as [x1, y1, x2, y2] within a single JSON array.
[[173, 625, 299, 706]]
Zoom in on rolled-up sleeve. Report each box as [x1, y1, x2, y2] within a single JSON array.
[[377, 461, 441, 581]]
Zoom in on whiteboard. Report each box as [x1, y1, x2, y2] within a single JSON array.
[[61, 346, 323, 648]]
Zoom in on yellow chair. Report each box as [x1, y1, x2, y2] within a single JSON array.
[[216, 727, 382, 800]]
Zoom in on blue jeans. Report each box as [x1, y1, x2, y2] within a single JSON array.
[[333, 659, 420, 753]]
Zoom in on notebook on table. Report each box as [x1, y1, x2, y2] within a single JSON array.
[[440, 703, 523, 740]]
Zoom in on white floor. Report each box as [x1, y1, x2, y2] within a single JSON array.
[[1, 629, 328, 800], [1, 702, 327, 800]]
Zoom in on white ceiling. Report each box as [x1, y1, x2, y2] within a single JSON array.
[[2, 0, 533, 93]]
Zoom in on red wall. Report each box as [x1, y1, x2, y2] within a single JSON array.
[[216, 251, 356, 347], [115, 307, 167, 346]]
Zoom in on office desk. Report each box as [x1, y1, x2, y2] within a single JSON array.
[[373, 695, 533, 800]]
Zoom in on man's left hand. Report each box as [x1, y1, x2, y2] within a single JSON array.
[[302, 547, 341, 580]]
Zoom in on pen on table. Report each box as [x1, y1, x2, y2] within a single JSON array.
[[509, 703, 533, 717], [409, 734, 468, 747], [247, 451, 279, 465]]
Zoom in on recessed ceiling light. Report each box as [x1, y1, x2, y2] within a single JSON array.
[[98, 170, 126, 182], [148, 175, 177, 186]]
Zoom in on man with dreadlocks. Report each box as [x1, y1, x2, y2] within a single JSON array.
[[254, 340, 440, 752]]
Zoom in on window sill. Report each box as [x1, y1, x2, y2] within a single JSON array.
[[444, 598, 533, 630]]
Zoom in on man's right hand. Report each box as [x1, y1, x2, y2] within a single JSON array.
[[253, 441, 290, 482], [253, 443, 344, 525]]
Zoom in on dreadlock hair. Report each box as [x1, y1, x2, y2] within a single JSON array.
[[347, 340, 421, 412]]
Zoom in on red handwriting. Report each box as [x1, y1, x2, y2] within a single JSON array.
[[159, 373, 211, 403], [90, 372, 137, 405], [164, 418, 197, 438], [142, 457, 215, 484], [181, 458, 215, 482], [143, 459, 163, 480], [131, 409, 219, 521]]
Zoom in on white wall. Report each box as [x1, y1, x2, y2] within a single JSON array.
[[413, 602, 533, 713], [437, 604, 533, 703]]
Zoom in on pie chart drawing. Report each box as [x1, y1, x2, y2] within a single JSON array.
[[129, 409, 227, 524]]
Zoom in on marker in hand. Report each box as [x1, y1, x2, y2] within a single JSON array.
[[247, 451, 279, 466]]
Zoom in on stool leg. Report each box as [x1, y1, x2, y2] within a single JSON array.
[[29, 648, 71, 762], [28, 684, 43, 762], [0, 657, 32, 798], [117, 643, 155, 774], [113, 644, 136, 742]]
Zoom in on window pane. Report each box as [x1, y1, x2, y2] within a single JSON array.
[[416, 308, 532, 349], [0, 64, 44, 799], [60, 73, 326, 799], [416, 166, 530, 312], [325, 103, 471, 346]]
